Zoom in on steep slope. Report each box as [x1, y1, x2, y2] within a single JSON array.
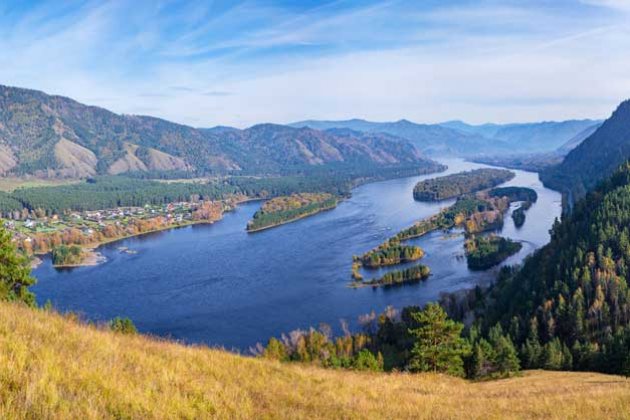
[[291, 119, 509, 156], [1, 301, 629, 419], [542, 100, 630, 200], [485, 161, 630, 374], [0, 85, 436, 178]]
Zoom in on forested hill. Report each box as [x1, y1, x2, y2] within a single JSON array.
[[541, 99, 630, 201], [0, 85, 438, 178], [481, 161, 630, 374]]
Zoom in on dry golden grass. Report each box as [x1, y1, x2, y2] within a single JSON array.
[[1, 301, 630, 419]]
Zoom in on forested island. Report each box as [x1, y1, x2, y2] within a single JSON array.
[[362, 264, 431, 287], [413, 169, 514, 201], [357, 241, 424, 268], [247, 193, 338, 232], [465, 235, 522, 270], [488, 186, 538, 203], [488, 187, 537, 228]]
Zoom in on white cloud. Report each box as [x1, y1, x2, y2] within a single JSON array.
[[0, 1, 629, 127]]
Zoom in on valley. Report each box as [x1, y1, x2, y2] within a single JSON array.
[[30, 159, 561, 350]]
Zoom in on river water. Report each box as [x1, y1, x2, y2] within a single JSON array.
[[31, 159, 561, 351]]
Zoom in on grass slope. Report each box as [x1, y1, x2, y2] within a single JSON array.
[[1, 302, 630, 419]]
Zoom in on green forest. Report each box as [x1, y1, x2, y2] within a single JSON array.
[[0, 163, 434, 216], [413, 169, 514, 201]]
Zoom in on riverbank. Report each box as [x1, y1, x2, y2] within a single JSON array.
[[52, 248, 107, 268], [30, 217, 227, 270]]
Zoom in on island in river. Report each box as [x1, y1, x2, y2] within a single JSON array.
[[413, 168, 515, 201], [246, 193, 338, 232], [465, 235, 523, 270]]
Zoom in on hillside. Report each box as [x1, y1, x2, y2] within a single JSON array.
[[0, 85, 436, 178], [1, 302, 629, 419], [542, 100, 630, 201], [480, 161, 630, 374]]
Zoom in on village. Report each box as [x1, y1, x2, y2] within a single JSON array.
[[4, 199, 232, 257]]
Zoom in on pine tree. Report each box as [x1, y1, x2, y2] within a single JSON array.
[[494, 336, 520, 375], [407, 303, 471, 376], [0, 224, 36, 306]]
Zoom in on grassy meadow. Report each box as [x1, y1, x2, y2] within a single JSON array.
[[1, 301, 630, 419]]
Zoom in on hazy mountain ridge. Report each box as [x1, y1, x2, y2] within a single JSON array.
[[0, 85, 435, 178], [291, 118, 509, 156], [292, 117, 600, 157], [442, 119, 601, 152], [541, 100, 630, 200]]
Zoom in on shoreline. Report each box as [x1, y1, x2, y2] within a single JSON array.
[[31, 218, 224, 269], [52, 248, 107, 268]]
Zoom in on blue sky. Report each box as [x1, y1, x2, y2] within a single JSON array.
[[0, 0, 629, 127]]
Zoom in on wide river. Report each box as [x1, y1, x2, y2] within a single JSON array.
[[32, 159, 561, 351]]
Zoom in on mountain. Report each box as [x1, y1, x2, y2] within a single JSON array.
[[483, 161, 630, 374], [0, 85, 436, 178], [1, 301, 628, 418], [291, 118, 600, 157], [541, 100, 630, 201], [470, 121, 603, 172], [441, 119, 601, 153], [555, 122, 602, 155], [204, 123, 438, 174], [290, 119, 510, 156]]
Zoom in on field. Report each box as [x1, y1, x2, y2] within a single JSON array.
[[0, 177, 80, 192], [1, 301, 630, 419]]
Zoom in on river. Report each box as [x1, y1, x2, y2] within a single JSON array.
[[31, 159, 562, 351]]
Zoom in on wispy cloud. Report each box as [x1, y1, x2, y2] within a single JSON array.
[[0, 0, 628, 127]]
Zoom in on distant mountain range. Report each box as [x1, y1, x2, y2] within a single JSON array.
[[542, 99, 630, 201], [0, 85, 438, 178], [291, 118, 601, 157]]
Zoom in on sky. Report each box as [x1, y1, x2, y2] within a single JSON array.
[[0, 0, 629, 128]]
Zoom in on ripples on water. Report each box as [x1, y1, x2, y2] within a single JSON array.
[[32, 159, 562, 350]]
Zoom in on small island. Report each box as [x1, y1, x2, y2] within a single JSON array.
[[358, 241, 424, 268], [465, 235, 522, 270], [489, 187, 537, 229], [247, 193, 338, 232], [511, 206, 526, 227], [488, 186, 538, 203], [355, 264, 431, 288], [413, 169, 515, 201]]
